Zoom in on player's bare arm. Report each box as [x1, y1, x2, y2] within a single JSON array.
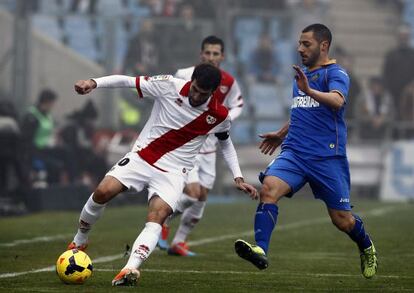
[[293, 65, 344, 110], [74, 79, 97, 95], [259, 121, 289, 155]]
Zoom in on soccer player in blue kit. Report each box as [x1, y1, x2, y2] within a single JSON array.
[[234, 24, 378, 279]]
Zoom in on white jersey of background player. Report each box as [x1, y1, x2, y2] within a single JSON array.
[[69, 63, 257, 286], [158, 36, 244, 256]]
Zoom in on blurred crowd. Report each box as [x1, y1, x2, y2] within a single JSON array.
[[0, 90, 110, 203], [1, 0, 414, 205]]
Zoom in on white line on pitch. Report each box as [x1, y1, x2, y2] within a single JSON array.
[[0, 205, 405, 279], [94, 268, 414, 280], [0, 206, 400, 248], [0, 234, 73, 248]]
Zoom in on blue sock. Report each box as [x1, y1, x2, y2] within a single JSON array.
[[347, 214, 372, 251], [254, 203, 278, 254]]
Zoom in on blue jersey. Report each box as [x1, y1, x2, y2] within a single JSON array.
[[282, 61, 350, 158]]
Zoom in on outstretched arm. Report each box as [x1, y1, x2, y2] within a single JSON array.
[[216, 132, 258, 199], [259, 120, 289, 155], [74, 75, 136, 95]]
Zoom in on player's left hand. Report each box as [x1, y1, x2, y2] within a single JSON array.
[[234, 177, 259, 200], [293, 65, 311, 95]]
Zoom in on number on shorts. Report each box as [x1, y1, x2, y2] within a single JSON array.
[[118, 158, 130, 166]]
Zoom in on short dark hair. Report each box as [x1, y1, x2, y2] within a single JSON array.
[[302, 23, 332, 49], [191, 63, 221, 91], [201, 35, 224, 53], [37, 89, 57, 105]]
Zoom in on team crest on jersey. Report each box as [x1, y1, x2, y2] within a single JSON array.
[[206, 115, 217, 124], [311, 73, 320, 81], [219, 85, 228, 94]]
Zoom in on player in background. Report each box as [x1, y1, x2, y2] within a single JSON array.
[[234, 24, 378, 279], [69, 63, 258, 286], [157, 36, 244, 256]]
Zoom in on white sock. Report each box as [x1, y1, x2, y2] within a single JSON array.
[[73, 194, 106, 246], [172, 201, 206, 245], [124, 222, 162, 269], [175, 193, 198, 213]]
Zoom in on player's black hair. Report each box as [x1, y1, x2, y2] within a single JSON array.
[[37, 89, 57, 105], [191, 63, 221, 91], [302, 23, 332, 49], [201, 35, 225, 53]]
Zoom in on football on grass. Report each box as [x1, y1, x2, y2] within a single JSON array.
[[56, 249, 93, 284]]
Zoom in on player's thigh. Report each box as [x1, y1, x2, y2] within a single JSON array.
[[259, 150, 307, 203], [93, 175, 127, 204], [308, 157, 351, 211]]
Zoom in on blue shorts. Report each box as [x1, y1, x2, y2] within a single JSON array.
[[259, 149, 351, 211]]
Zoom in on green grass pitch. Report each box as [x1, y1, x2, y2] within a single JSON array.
[[0, 197, 413, 292]]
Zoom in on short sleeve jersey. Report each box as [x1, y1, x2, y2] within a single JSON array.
[[132, 75, 231, 174], [282, 61, 350, 157]]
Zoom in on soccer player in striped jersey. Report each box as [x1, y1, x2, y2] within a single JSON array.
[[157, 35, 245, 256], [234, 24, 378, 279], [68, 63, 257, 286]]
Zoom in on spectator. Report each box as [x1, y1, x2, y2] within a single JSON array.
[[399, 80, 414, 138], [60, 100, 108, 188], [123, 19, 160, 76], [288, 0, 327, 42], [382, 23, 414, 117], [183, 0, 216, 18], [162, 3, 201, 71], [0, 99, 27, 200], [70, 0, 98, 14], [360, 77, 393, 140], [21, 90, 73, 186], [140, 0, 164, 16], [248, 33, 279, 84]]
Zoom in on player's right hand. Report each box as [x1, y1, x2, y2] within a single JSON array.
[[74, 79, 97, 95], [259, 132, 283, 155]]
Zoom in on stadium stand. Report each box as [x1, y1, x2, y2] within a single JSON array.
[[32, 15, 62, 41]]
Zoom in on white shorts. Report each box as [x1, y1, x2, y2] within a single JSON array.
[[106, 152, 185, 211], [186, 152, 216, 189]]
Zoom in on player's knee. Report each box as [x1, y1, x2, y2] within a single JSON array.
[[93, 186, 113, 204], [147, 208, 171, 224], [184, 184, 201, 199], [331, 213, 354, 232], [259, 182, 282, 203]]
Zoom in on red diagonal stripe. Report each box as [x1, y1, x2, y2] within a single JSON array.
[[138, 108, 227, 166]]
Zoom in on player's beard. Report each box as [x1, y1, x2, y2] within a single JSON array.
[[302, 48, 320, 68]]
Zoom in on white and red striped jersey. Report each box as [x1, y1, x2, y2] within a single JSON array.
[[130, 75, 231, 174], [175, 66, 243, 153]]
